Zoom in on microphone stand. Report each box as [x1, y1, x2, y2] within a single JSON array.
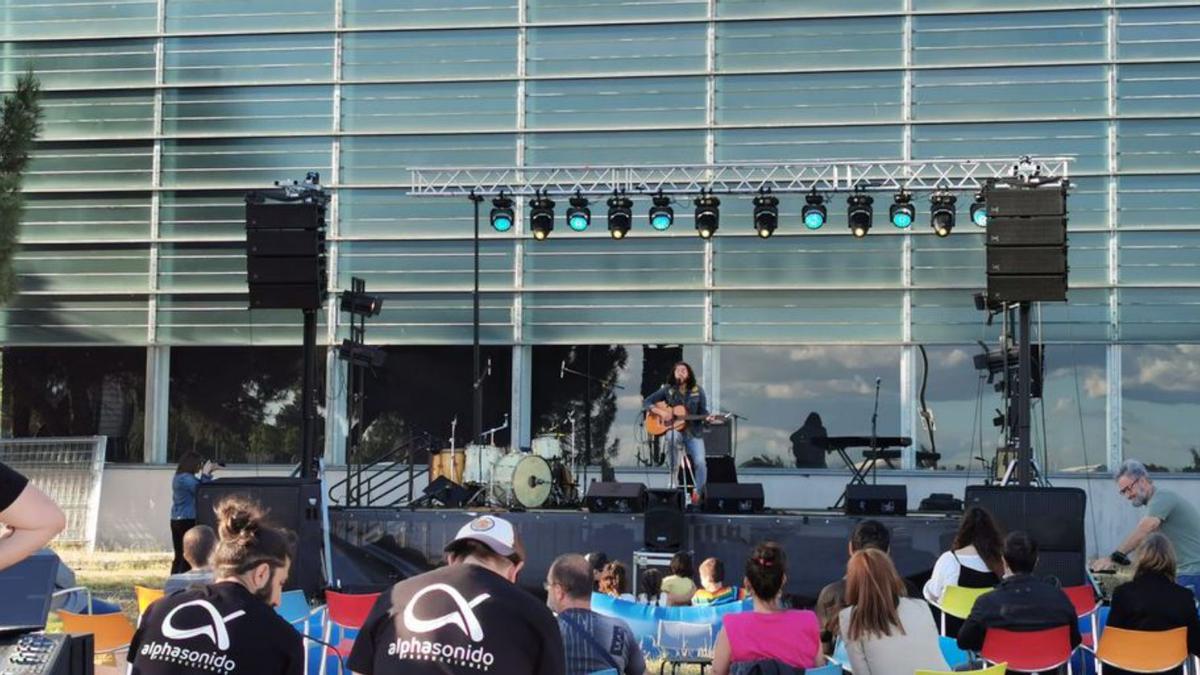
[[870, 377, 882, 485], [561, 351, 625, 490]]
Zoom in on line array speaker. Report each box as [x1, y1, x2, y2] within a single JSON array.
[[245, 197, 327, 310], [984, 180, 1069, 304]]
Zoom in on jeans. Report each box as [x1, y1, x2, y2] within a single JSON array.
[[1177, 573, 1200, 605], [664, 430, 707, 494]]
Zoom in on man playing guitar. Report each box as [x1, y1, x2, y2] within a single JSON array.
[[643, 361, 720, 505]]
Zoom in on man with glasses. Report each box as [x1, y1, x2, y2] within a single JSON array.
[[545, 554, 645, 675], [1092, 460, 1200, 599]]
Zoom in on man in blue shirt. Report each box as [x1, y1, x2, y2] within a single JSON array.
[[546, 553, 645, 675]]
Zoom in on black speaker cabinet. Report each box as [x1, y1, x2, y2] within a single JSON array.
[[424, 476, 470, 508], [644, 489, 685, 551], [964, 485, 1087, 586], [584, 481, 646, 513], [702, 483, 764, 514], [844, 484, 908, 516], [197, 477, 325, 598], [702, 423, 732, 457]]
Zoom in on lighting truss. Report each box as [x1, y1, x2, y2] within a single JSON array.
[[408, 157, 1072, 198]]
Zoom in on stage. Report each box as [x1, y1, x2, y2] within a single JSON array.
[[327, 506, 961, 604]]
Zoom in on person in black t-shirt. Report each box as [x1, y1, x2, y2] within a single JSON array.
[[0, 460, 66, 572], [128, 495, 303, 675], [349, 515, 565, 675]]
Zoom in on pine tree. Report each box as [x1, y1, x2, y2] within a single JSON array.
[[0, 72, 42, 303]]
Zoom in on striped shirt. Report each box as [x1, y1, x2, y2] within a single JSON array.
[[557, 608, 645, 675]]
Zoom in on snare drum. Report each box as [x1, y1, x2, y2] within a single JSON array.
[[464, 444, 504, 485], [532, 434, 563, 461], [430, 448, 465, 484], [490, 454, 552, 509]]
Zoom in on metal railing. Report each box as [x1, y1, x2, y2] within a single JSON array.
[[0, 436, 107, 550], [328, 430, 440, 508]]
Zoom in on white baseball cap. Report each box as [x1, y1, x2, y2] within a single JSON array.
[[445, 515, 518, 558]]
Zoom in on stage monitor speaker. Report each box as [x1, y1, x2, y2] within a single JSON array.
[[706, 456, 738, 484], [584, 481, 646, 514], [844, 484, 907, 516], [644, 489, 685, 551], [964, 485, 1087, 586], [423, 477, 470, 508], [702, 423, 732, 457], [702, 483, 764, 514], [197, 477, 325, 598]]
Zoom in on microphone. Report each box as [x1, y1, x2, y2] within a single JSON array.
[[875, 377, 882, 386], [560, 360, 566, 379]]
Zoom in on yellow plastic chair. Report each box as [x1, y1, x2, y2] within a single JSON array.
[[134, 585, 165, 615], [934, 585, 993, 635], [1094, 626, 1188, 674], [57, 609, 136, 656], [917, 663, 1007, 675]]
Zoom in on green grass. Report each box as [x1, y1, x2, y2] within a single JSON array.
[[46, 548, 173, 632]]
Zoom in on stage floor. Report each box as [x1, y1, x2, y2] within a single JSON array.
[[328, 507, 961, 603]]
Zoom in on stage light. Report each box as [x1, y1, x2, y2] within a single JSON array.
[[649, 191, 673, 231], [529, 192, 555, 241], [695, 193, 720, 239], [338, 339, 386, 368], [930, 193, 957, 237], [340, 290, 383, 317], [889, 191, 915, 229], [753, 191, 779, 238], [607, 192, 633, 240], [802, 192, 827, 230], [847, 193, 874, 238], [490, 194, 514, 232], [566, 192, 590, 232], [970, 191, 987, 227]]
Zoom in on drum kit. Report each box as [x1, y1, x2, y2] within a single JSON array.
[[428, 432, 580, 509]]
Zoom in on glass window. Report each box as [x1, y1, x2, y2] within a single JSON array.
[[716, 17, 904, 72], [1, 347, 146, 462], [342, 30, 517, 82], [910, 290, 1004, 344], [719, 346, 902, 469], [351, 292, 515, 345], [163, 86, 334, 136], [16, 244, 150, 294], [717, 72, 904, 126], [524, 237, 704, 289], [920, 345, 1004, 472], [26, 141, 154, 190], [165, 0, 333, 33], [156, 295, 325, 345], [916, 0, 1102, 9], [529, 0, 707, 23], [343, 0, 516, 29], [1119, 231, 1200, 286], [525, 77, 707, 131], [341, 82, 517, 133], [158, 243, 247, 293], [1118, 64, 1200, 118], [530, 344, 704, 470], [715, 126, 904, 162], [342, 136, 516, 184], [1067, 176, 1109, 230], [524, 130, 706, 166], [22, 192, 151, 242], [1122, 345, 1200, 472], [528, 24, 706, 78], [1118, 175, 1200, 229], [41, 90, 154, 140], [159, 190, 246, 241], [1119, 289, 1200, 341], [524, 291, 704, 343], [1117, 7, 1200, 61], [0, 296, 148, 344], [913, 11, 1107, 67], [716, 0, 903, 20], [913, 66, 1107, 122], [337, 240, 516, 292], [715, 232, 903, 288], [338, 189, 519, 238], [4, 39, 156, 90], [0, 0, 156, 39], [164, 34, 334, 86], [912, 121, 1109, 175], [713, 290, 905, 342], [1118, 119, 1200, 174], [160, 138, 332, 189], [168, 347, 324, 465]]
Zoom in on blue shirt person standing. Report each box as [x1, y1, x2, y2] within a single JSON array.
[[169, 451, 217, 574]]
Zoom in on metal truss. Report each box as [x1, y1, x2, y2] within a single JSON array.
[[409, 157, 1072, 198]]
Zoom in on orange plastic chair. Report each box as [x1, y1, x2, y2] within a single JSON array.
[[57, 609, 136, 656], [319, 590, 380, 675], [134, 585, 165, 616], [1095, 626, 1188, 675], [1061, 584, 1101, 647], [981, 625, 1075, 674]]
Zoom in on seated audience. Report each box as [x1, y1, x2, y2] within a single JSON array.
[[1105, 533, 1200, 675], [837, 548, 947, 675], [547, 554, 646, 675], [638, 568, 664, 605], [164, 524, 216, 594], [957, 531, 1081, 654], [586, 551, 609, 592], [661, 551, 697, 606], [692, 557, 743, 606], [924, 506, 1005, 605], [599, 560, 635, 602], [711, 542, 821, 675]]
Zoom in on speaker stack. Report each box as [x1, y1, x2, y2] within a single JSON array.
[[965, 485, 1088, 586], [245, 192, 327, 310], [984, 180, 1069, 303]]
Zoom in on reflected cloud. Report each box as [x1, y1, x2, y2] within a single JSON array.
[[787, 346, 898, 369], [937, 348, 970, 368], [1128, 345, 1200, 396], [730, 376, 875, 400]]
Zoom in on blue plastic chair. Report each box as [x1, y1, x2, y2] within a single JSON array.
[[806, 664, 843, 675], [940, 635, 971, 670], [277, 589, 313, 628]]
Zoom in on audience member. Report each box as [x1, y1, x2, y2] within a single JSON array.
[[164, 525, 217, 594], [0, 460, 65, 572], [692, 557, 742, 606], [837, 548, 947, 675], [816, 519, 905, 654], [547, 554, 646, 675], [585, 551, 609, 591], [348, 515, 565, 675], [599, 561, 635, 602], [661, 551, 697, 606], [128, 496, 302, 675], [638, 568, 664, 605], [957, 531, 1081, 655], [1092, 460, 1200, 600], [1105, 533, 1200, 675], [170, 451, 217, 574], [923, 506, 1005, 605], [711, 542, 821, 675]]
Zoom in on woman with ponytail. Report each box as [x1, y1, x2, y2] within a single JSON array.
[[128, 496, 303, 675], [711, 542, 821, 675]]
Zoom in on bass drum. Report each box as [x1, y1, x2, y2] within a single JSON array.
[[490, 454, 552, 509], [463, 444, 504, 485]]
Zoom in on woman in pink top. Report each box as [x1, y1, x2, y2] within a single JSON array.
[[711, 541, 823, 675]]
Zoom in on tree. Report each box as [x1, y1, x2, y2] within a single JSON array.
[[0, 72, 42, 302]]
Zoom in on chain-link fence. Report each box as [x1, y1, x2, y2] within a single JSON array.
[[0, 437, 106, 551]]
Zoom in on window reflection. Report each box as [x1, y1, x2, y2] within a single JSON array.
[[1122, 345, 1200, 472]]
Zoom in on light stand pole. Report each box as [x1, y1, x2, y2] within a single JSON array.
[[470, 192, 484, 444], [301, 308, 318, 479], [1016, 302, 1033, 486]]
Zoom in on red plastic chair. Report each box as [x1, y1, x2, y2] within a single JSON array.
[[319, 590, 381, 675], [1061, 585, 1101, 648], [981, 625, 1075, 674]]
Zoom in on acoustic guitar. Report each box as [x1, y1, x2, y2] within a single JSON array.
[[644, 401, 728, 437]]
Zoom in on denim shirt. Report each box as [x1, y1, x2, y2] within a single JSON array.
[[171, 472, 213, 520], [644, 384, 709, 438]]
